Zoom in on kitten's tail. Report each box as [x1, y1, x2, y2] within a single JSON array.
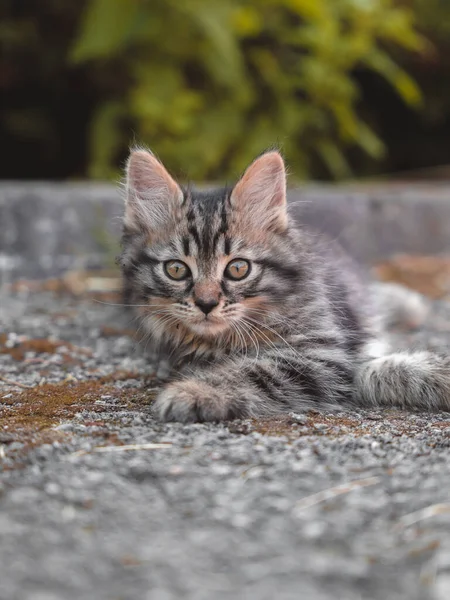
[[370, 282, 429, 330], [356, 351, 450, 410], [358, 283, 449, 410]]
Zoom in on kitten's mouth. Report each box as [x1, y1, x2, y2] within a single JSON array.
[[187, 316, 228, 336]]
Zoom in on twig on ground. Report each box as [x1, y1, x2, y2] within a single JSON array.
[[71, 442, 173, 457], [294, 476, 380, 512], [397, 503, 450, 528], [0, 375, 34, 390]]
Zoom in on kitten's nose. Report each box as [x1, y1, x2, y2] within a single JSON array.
[[195, 298, 219, 315]]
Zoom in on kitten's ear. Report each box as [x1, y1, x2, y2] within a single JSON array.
[[230, 151, 287, 233], [124, 149, 183, 232]]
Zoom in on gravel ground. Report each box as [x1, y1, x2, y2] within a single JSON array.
[[1, 290, 450, 600]]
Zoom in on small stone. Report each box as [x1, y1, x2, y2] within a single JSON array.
[[313, 423, 329, 432], [289, 412, 308, 425], [228, 420, 253, 434], [168, 465, 184, 476], [45, 482, 61, 496]]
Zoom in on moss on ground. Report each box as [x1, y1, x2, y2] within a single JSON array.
[[0, 373, 158, 465]]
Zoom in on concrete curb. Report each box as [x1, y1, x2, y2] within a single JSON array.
[[1, 182, 449, 281]]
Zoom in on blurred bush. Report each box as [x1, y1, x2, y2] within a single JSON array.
[[368, 0, 450, 176], [2, 0, 448, 181], [71, 0, 425, 180]]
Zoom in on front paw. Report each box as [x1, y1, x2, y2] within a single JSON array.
[[153, 380, 240, 423]]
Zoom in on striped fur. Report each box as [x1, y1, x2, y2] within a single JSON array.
[[118, 149, 450, 422]]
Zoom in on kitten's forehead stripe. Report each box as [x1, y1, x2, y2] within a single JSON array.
[[184, 189, 230, 260]]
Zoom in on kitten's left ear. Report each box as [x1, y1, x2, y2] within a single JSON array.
[[230, 151, 287, 233]]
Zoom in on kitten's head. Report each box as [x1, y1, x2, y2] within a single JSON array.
[[119, 149, 301, 348]]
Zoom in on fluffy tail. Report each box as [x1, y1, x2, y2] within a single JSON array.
[[356, 351, 450, 410], [369, 282, 429, 331]]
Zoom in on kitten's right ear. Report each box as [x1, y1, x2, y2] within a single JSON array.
[[124, 149, 183, 233], [230, 151, 287, 233]]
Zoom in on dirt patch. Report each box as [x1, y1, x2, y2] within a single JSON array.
[[374, 254, 450, 299], [99, 325, 136, 338], [0, 334, 92, 362], [7, 269, 122, 299], [229, 410, 442, 441], [428, 420, 450, 429], [243, 413, 373, 439]]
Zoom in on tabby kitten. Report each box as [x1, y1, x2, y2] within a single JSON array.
[[119, 149, 450, 422]]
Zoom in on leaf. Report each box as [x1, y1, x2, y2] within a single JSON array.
[[70, 0, 139, 63], [167, 0, 246, 87], [316, 139, 353, 179], [231, 6, 262, 36], [281, 0, 328, 22], [356, 121, 385, 159], [366, 51, 423, 108], [88, 101, 124, 179]]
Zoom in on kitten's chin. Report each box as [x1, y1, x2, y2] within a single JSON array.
[[186, 319, 229, 337]]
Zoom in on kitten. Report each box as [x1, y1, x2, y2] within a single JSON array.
[[118, 149, 450, 422]]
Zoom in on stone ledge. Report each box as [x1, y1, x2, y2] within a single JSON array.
[[1, 181, 450, 281]]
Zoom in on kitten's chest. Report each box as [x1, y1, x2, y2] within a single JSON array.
[[174, 342, 257, 367]]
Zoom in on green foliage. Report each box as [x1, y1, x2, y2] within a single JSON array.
[[0, 0, 426, 182], [70, 0, 427, 180], [410, 0, 450, 38]]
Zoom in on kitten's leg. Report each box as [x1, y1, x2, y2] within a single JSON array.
[[152, 347, 355, 422], [145, 346, 172, 381]]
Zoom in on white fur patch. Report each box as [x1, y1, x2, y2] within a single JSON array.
[[363, 338, 390, 359]]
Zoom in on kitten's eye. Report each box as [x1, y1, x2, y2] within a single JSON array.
[[164, 260, 190, 281], [224, 259, 250, 281]]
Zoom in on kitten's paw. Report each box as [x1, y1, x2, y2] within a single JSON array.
[[153, 380, 240, 423]]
